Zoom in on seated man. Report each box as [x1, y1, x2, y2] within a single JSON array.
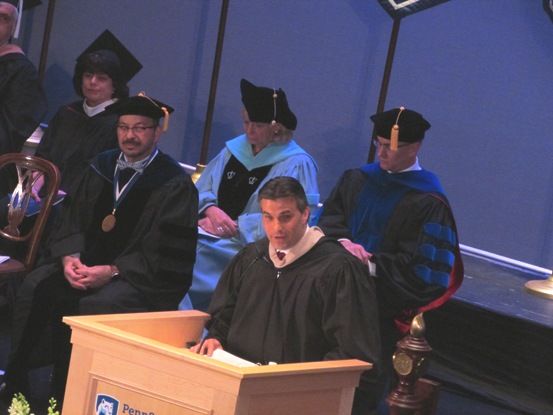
[[0, 93, 198, 404], [317, 107, 463, 401], [194, 176, 381, 415]]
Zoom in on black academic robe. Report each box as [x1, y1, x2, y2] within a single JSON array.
[[3, 149, 199, 398], [207, 237, 381, 403], [35, 101, 118, 197], [49, 149, 198, 310], [0, 52, 47, 155], [318, 167, 463, 323], [0, 52, 47, 195]]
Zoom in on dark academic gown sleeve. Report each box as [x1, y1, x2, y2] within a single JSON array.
[[49, 164, 199, 310], [318, 256, 381, 366], [205, 246, 255, 346], [34, 107, 65, 161], [35, 103, 118, 196], [317, 169, 367, 240], [114, 176, 198, 309], [0, 54, 47, 154], [374, 192, 454, 318], [46, 167, 101, 254], [316, 253, 382, 403]]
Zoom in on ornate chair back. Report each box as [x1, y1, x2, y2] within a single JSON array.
[[0, 153, 61, 273]]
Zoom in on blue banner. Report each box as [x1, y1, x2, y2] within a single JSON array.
[[377, 0, 451, 19]]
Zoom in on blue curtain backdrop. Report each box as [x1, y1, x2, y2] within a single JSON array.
[[16, 0, 553, 268]]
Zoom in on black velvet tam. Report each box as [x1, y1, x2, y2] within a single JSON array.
[[106, 94, 174, 120], [371, 107, 431, 143], [240, 78, 297, 130]]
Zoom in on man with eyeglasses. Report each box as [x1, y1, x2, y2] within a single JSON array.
[[317, 107, 463, 410], [0, 94, 198, 407]]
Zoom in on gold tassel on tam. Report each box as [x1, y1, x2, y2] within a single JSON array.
[[137, 91, 170, 131], [161, 106, 170, 132], [390, 106, 405, 151]]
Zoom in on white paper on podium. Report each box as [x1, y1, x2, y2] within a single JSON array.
[[0, 256, 10, 264], [210, 349, 257, 367]]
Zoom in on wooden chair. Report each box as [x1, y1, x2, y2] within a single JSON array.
[[0, 153, 61, 311], [387, 313, 441, 415]]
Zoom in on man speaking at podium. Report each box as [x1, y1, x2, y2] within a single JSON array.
[[193, 177, 381, 415]]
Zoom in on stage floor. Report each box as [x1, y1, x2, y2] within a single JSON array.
[[426, 253, 553, 414]]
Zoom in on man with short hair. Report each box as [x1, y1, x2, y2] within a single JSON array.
[[0, 0, 47, 192], [0, 94, 198, 404], [317, 107, 463, 407], [194, 176, 382, 415]]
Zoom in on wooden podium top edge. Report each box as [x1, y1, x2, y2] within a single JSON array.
[[62, 311, 372, 378], [63, 309, 209, 323]]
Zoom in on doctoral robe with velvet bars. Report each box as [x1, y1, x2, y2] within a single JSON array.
[[317, 164, 463, 329]]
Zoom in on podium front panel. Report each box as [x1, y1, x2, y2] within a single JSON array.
[[62, 311, 370, 415]]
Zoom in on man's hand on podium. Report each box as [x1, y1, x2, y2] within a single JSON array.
[[190, 338, 222, 356]]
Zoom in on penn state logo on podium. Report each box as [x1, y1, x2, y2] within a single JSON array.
[[95, 394, 120, 415]]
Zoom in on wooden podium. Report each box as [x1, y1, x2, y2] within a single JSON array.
[[62, 310, 371, 415]]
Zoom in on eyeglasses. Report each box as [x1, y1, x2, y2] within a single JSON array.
[[117, 125, 156, 134], [372, 138, 411, 150]]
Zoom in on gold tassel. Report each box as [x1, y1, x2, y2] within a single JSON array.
[[138, 91, 169, 131], [390, 106, 405, 151], [161, 107, 170, 132]]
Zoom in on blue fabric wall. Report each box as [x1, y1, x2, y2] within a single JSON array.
[[18, 0, 553, 267]]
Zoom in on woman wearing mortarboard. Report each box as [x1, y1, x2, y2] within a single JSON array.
[[179, 79, 319, 311], [32, 30, 142, 202]]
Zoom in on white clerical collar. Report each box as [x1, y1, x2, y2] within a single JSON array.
[[83, 98, 117, 117], [388, 157, 421, 174], [270, 226, 325, 268]]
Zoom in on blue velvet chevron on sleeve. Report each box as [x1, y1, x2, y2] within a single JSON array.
[[414, 222, 456, 288]]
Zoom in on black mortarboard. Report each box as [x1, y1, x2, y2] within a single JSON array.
[[76, 30, 142, 84], [106, 92, 174, 131], [371, 107, 431, 150], [240, 79, 297, 130]]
